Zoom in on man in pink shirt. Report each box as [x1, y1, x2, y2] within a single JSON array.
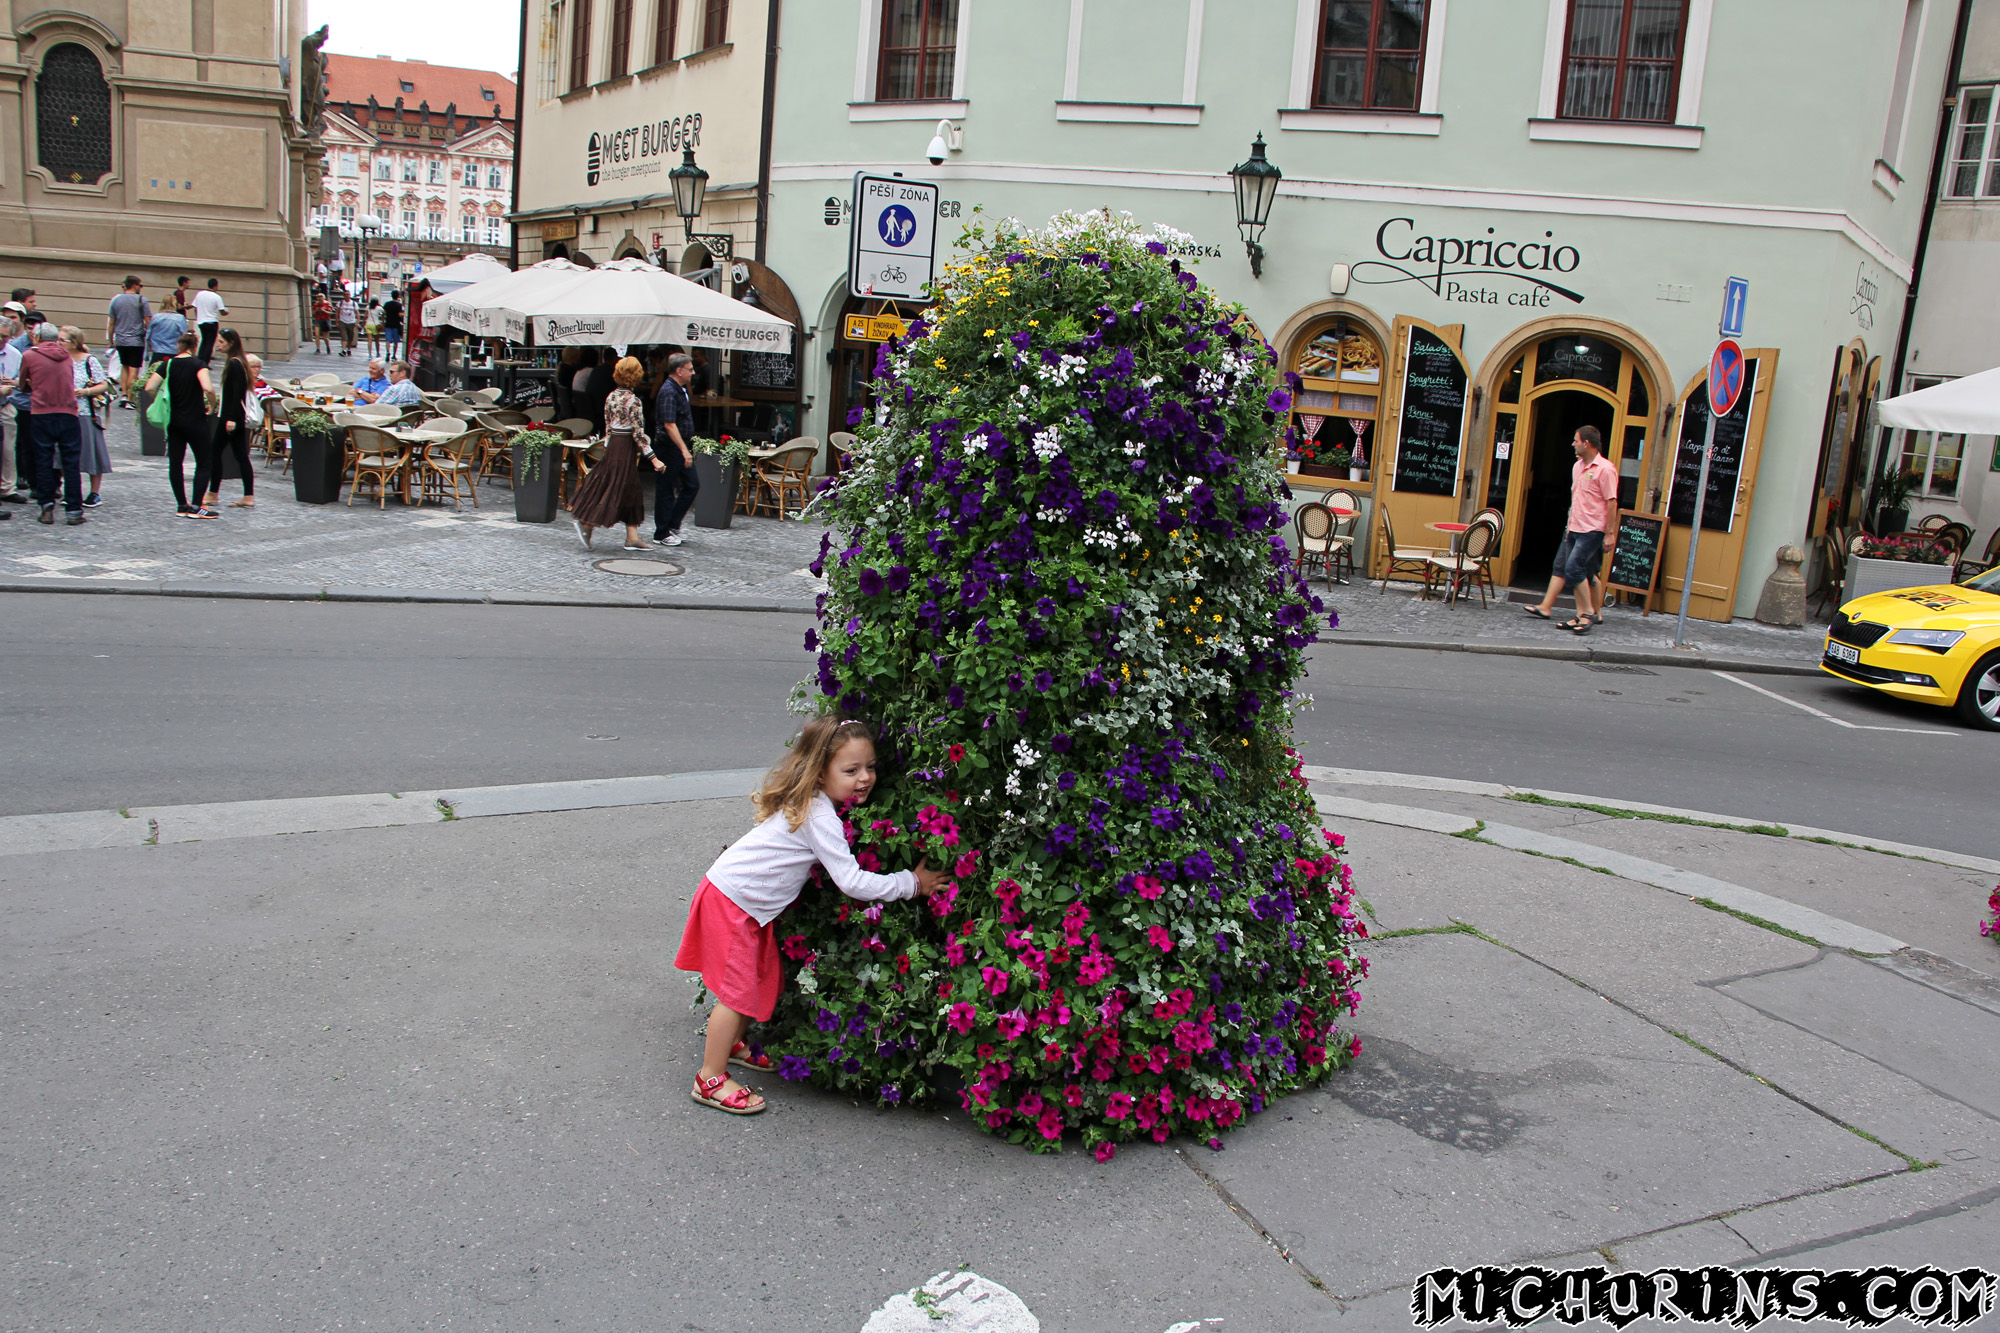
[[1526, 424, 1618, 632]]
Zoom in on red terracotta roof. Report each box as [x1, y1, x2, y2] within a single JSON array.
[[324, 54, 516, 123]]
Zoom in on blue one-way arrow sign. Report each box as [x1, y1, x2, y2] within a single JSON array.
[[1719, 276, 1749, 338]]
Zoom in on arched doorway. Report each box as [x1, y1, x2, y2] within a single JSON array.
[[1473, 323, 1669, 589]]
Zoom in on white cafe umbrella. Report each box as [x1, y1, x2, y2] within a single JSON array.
[[419, 252, 510, 294], [420, 257, 794, 353], [1876, 365, 2000, 434]]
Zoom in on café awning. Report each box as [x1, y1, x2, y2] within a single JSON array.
[[419, 257, 794, 353], [1876, 366, 2000, 434], [418, 253, 511, 293]]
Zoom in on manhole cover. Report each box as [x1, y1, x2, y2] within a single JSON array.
[[593, 558, 684, 577], [1579, 663, 1657, 675]]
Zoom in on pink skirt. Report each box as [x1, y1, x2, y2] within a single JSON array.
[[674, 878, 781, 1022]]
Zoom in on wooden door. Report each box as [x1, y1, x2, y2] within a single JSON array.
[[1373, 316, 1470, 578], [1657, 347, 1780, 623]]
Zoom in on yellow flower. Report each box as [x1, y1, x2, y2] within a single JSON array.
[[984, 329, 995, 337], [934, 357, 947, 369], [1213, 614, 1223, 622]]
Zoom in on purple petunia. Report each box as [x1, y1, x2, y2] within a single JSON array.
[[880, 1083, 902, 1104], [887, 565, 912, 592], [815, 1008, 841, 1032], [858, 568, 885, 596], [778, 1055, 812, 1080]]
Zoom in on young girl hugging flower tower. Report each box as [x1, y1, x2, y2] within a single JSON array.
[[676, 716, 943, 1114]]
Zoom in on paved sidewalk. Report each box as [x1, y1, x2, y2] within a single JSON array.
[[1, 344, 827, 608], [6, 765, 1998, 1330]]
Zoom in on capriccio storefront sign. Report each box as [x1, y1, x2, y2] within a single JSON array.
[[586, 113, 703, 189], [1354, 217, 1586, 306]]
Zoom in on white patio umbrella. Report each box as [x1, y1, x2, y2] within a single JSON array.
[[420, 257, 794, 353], [418, 252, 510, 293], [1876, 365, 2000, 434]]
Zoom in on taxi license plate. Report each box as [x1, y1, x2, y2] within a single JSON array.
[[1827, 642, 1860, 666]]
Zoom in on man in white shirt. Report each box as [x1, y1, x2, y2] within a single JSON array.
[[337, 292, 359, 356], [192, 279, 227, 363]]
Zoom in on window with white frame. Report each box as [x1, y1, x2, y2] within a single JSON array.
[[401, 159, 417, 182], [463, 160, 479, 187], [1898, 378, 1964, 499], [427, 209, 445, 232], [877, 0, 958, 101], [1881, 0, 1925, 169], [543, 2, 567, 99], [1946, 85, 2000, 198], [340, 204, 356, 222], [485, 217, 504, 244], [338, 152, 358, 176], [488, 164, 506, 189], [428, 160, 443, 184], [1312, 1, 1429, 111], [401, 209, 417, 227], [376, 159, 392, 180], [1558, 0, 1688, 122]]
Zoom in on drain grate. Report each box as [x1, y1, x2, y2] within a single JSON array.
[[1580, 663, 1658, 675], [593, 558, 684, 577]]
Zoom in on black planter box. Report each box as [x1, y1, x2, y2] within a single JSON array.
[[514, 441, 562, 523], [135, 384, 167, 456], [290, 426, 345, 504], [692, 454, 738, 530]]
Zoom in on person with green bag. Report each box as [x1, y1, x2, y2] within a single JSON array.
[[141, 332, 217, 517]]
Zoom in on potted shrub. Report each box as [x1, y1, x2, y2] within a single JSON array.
[[511, 429, 565, 523], [1298, 444, 1351, 480], [288, 408, 345, 504], [692, 434, 749, 530], [1870, 468, 1918, 535], [1848, 532, 1955, 600]]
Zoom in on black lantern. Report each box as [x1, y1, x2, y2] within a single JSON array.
[[670, 147, 709, 239], [1229, 133, 1282, 279]]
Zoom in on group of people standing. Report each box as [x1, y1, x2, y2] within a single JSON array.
[[568, 350, 702, 552], [0, 291, 117, 524], [312, 285, 402, 358]]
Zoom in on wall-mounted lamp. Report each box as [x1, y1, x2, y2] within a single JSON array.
[[1229, 133, 1281, 280]]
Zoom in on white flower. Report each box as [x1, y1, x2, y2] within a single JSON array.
[[1031, 427, 1062, 462]]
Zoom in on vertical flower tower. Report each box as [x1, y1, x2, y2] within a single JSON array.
[[773, 212, 1367, 1158]]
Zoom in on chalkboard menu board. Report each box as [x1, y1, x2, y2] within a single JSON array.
[[1604, 510, 1667, 606], [503, 368, 555, 411], [1668, 357, 1760, 533], [736, 347, 799, 392], [1392, 326, 1467, 497]]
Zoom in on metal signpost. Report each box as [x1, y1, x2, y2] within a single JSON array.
[[1675, 330, 1747, 647], [849, 172, 940, 302]]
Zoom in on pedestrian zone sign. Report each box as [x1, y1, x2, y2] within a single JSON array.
[[1708, 339, 1746, 417], [849, 173, 938, 301]]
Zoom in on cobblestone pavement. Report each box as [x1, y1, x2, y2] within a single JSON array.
[[1, 346, 828, 608]]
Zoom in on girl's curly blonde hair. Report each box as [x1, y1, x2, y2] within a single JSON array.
[[752, 715, 875, 829]]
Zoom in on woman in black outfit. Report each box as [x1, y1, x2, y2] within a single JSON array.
[[143, 332, 217, 518], [209, 328, 255, 508]]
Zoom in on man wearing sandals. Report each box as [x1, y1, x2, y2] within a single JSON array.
[[1526, 425, 1618, 633]]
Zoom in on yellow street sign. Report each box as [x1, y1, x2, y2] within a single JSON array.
[[844, 312, 910, 342]]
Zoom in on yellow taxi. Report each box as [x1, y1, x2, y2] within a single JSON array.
[[1821, 564, 2000, 730]]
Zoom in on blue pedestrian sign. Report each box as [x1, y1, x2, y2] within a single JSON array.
[[849, 173, 939, 301], [1719, 276, 1749, 339]]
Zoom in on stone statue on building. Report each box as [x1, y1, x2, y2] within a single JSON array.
[[301, 26, 330, 135]]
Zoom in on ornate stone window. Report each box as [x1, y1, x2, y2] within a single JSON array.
[[37, 43, 113, 186]]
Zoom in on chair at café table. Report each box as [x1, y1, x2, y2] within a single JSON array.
[[1811, 528, 1848, 619], [1914, 513, 1951, 533], [1464, 507, 1504, 600], [524, 404, 555, 423], [352, 402, 402, 421], [421, 427, 484, 510], [1923, 522, 1970, 572], [473, 413, 521, 486], [468, 386, 504, 403], [1375, 505, 1445, 594], [1292, 502, 1349, 589], [261, 397, 291, 471], [1423, 512, 1501, 608], [1956, 526, 2000, 582], [549, 418, 595, 440], [301, 372, 343, 389], [751, 442, 818, 520], [346, 424, 409, 508]]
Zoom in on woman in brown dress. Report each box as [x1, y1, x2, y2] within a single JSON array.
[[571, 355, 666, 551]]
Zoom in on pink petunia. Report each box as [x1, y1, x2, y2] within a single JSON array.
[[945, 940, 967, 966], [1064, 1083, 1084, 1107], [1015, 1093, 1045, 1118], [981, 965, 1011, 997], [862, 936, 886, 952], [1105, 1092, 1134, 1120], [1037, 1108, 1064, 1140], [996, 1012, 1029, 1041], [946, 1002, 977, 1033], [1147, 926, 1173, 953], [953, 849, 980, 878], [1135, 875, 1164, 901], [1093, 1142, 1117, 1163]]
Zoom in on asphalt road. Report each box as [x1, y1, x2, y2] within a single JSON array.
[[1, 593, 1988, 857]]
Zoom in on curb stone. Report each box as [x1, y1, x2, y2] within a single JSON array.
[[1326, 632, 1822, 677], [0, 577, 815, 614]]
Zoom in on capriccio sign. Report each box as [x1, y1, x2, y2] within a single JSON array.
[[1354, 218, 1585, 306]]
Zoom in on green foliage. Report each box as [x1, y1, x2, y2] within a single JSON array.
[[764, 212, 1366, 1156], [511, 429, 564, 482]]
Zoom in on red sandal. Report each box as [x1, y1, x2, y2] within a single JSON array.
[[729, 1040, 775, 1073], [692, 1071, 766, 1115]]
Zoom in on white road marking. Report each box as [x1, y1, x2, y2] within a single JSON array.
[[1712, 670, 1954, 736], [860, 1271, 1216, 1333]]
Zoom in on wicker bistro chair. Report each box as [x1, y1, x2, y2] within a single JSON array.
[[1957, 527, 2000, 582], [1927, 522, 1972, 567], [261, 397, 290, 470], [1375, 505, 1443, 594], [525, 404, 555, 423], [549, 418, 595, 440], [1423, 514, 1501, 607], [1811, 530, 1849, 618], [752, 444, 817, 519], [352, 402, 402, 421], [1915, 513, 1951, 533], [346, 424, 410, 507], [1293, 502, 1350, 589], [301, 372, 343, 389], [421, 428, 484, 510], [473, 413, 520, 486]]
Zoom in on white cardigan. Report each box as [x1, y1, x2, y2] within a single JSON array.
[[705, 792, 918, 926]]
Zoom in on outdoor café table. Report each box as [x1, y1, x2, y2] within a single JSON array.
[[1422, 522, 1474, 600], [737, 444, 783, 514], [386, 423, 461, 505]]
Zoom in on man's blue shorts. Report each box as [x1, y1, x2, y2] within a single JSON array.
[[1553, 528, 1605, 592]]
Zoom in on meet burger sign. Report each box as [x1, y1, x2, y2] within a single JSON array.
[[586, 113, 703, 190]]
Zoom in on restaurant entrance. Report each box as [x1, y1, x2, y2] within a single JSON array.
[[1514, 391, 1616, 585]]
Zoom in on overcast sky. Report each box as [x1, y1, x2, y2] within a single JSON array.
[[309, 0, 522, 78]]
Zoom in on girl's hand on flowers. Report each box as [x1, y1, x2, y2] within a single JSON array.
[[914, 860, 947, 896]]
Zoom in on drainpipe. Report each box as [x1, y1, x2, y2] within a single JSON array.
[[509, 0, 529, 269], [754, 0, 781, 265], [1887, 0, 1973, 401]]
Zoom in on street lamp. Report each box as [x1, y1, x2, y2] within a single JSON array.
[[1229, 133, 1282, 279], [355, 212, 386, 297], [670, 147, 709, 240]]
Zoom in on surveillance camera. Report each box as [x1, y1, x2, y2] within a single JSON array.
[[926, 134, 948, 167]]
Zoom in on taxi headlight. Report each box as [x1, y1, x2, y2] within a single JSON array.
[[1884, 628, 1965, 650]]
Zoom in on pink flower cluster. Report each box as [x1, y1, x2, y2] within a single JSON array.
[[917, 804, 961, 847], [1982, 885, 2000, 939]]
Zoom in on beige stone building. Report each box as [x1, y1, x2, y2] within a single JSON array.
[[309, 55, 515, 296], [0, 0, 318, 355]]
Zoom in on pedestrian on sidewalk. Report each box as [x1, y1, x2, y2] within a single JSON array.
[[207, 328, 255, 509], [193, 279, 227, 363], [3, 305, 33, 507], [362, 298, 383, 358], [652, 351, 699, 546], [169, 275, 193, 322], [336, 292, 358, 356], [311, 290, 334, 355], [105, 275, 150, 408], [0, 313, 22, 510], [382, 293, 404, 357], [19, 323, 85, 525], [58, 327, 112, 508], [1526, 424, 1619, 633], [145, 303, 187, 374], [570, 356, 666, 551], [676, 716, 945, 1115], [144, 333, 218, 518]]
